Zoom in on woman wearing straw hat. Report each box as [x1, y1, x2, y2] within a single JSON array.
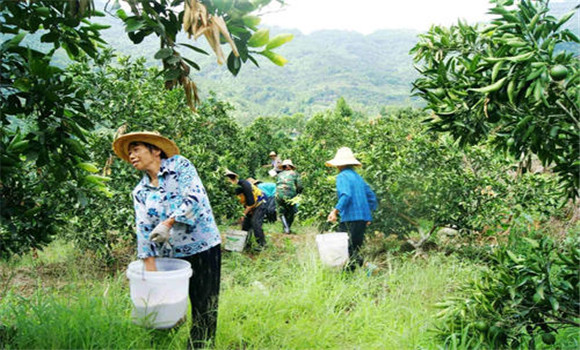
[[326, 147, 377, 270], [113, 131, 221, 348], [266, 151, 283, 176], [276, 159, 302, 234]]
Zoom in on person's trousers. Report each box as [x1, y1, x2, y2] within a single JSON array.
[[276, 198, 297, 232], [241, 204, 266, 246], [338, 221, 367, 269], [178, 244, 221, 348]]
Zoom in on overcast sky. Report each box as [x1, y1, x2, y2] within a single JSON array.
[[259, 0, 553, 34]]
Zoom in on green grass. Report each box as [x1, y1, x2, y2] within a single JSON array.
[[1, 227, 480, 349]]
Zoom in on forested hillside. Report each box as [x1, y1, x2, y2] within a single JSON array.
[[97, 22, 420, 122]]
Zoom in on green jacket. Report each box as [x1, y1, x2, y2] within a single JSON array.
[[276, 170, 302, 200]]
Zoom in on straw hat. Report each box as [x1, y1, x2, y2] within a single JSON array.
[[281, 159, 295, 169], [113, 131, 179, 163], [325, 147, 362, 167], [224, 169, 238, 178], [269, 151, 277, 157]]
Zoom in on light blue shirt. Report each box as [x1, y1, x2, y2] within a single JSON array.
[[132, 155, 221, 258], [335, 167, 377, 222], [257, 182, 276, 198]]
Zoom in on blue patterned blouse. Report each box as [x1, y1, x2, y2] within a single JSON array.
[[132, 155, 221, 259]]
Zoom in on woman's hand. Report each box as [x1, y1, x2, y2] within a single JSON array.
[[327, 209, 338, 223], [144, 257, 157, 271], [150, 222, 171, 243]]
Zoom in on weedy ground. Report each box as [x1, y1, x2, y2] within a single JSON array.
[[0, 223, 565, 349]]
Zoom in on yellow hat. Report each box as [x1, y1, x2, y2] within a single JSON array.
[[112, 131, 179, 163], [325, 147, 362, 167]]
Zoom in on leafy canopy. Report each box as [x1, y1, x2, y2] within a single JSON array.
[[411, 0, 579, 199]]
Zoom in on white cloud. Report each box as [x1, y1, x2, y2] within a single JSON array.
[[260, 0, 493, 34]]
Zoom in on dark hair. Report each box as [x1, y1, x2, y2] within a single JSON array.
[[226, 174, 237, 180], [128, 141, 167, 159]]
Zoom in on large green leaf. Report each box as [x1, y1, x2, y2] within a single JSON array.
[[259, 50, 288, 66], [248, 28, 269, 47], [266, 33, 294, 50]]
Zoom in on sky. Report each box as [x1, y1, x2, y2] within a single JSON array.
[[258, 0, 562, 34]]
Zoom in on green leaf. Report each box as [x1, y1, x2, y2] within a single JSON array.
[[227, 52, 241, 76], [125, 18, 145, 33], [248, 28, 269, 47], [266, 34, 294, 50], [34, 7, 50, 17], [548, 296, 559, 312], [556, 10, 575, 30], [523, 237, 539, 248], [259, 50, 288, 66], [5, 32, 26, 48], [154, 48, 173, 59], [89, 23, 112, 30], [164, 69, 181, 80], [506, 250, 524, 263], [242, 15, 261, 30], [182, 57, 200, 71], [77, 162, 99, 173], [178, 43, 209, 55], [116, 9, 128, 20], [491, 61, 504, 82], [469, 77, 507, 93]]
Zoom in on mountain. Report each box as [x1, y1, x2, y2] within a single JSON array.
[[93, 3, 421, 122]]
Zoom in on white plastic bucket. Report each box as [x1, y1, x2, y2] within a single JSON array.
[[316, 232, 349, 267], [224, 230, 248, 252], [126, 258, 192, 329]]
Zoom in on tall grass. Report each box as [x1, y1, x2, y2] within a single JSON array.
[[1, 229, 479, 349]]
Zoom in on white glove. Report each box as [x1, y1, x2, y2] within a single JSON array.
[[150, 223, 171, 244]]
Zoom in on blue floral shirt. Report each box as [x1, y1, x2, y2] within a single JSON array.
[[132, 155, 221, 259]]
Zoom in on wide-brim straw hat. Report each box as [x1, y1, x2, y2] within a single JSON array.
[[224, 169, 238, 178], [269, 151, 277, 157], [281, 159, 295, 169], [113, 131, 179, 163], [325, 147, 362, 167], [247, 177, 262, 185]]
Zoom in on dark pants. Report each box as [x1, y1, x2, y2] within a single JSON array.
[[178, 244, 221, 348], [338, 221, 367, 270], [242, 204, 266, 246], [277, 198, 297, 232]]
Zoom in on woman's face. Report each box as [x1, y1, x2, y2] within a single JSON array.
[[128, 143, 160, 171], [226, 177, 237, 185]]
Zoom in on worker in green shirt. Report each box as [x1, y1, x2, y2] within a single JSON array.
[[276, 159, 303, 234]]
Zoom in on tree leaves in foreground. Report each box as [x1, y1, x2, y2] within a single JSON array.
[[435, 227, 579, 349], [0, 0, 111, 257], [411, 0, 579, 199]]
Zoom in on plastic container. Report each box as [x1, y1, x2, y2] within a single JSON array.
[[224, 230, 248, 252], [316, 232, 349, 267], [126, 258, 192, 329]]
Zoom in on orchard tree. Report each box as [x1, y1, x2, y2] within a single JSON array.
[[0, 0, 292, 257], [411, 0, 579, 199]]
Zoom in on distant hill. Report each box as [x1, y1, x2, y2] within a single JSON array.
[[96, 10, 422, 122]]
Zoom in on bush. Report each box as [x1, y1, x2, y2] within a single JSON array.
[[434, 223, 580, 349]]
